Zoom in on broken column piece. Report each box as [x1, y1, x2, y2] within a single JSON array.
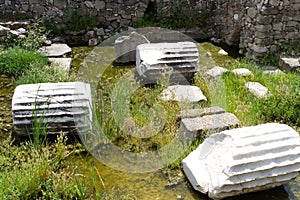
[[182, 123, 300, 199], [136, 42, 199, 83], [12, 82, 92, 136]]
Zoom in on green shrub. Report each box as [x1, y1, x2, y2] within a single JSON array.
[[16, 61, 75, 85], [4, 22, 47, 50], [136, 1, 211, 29], [63, 8, 98, 31], [0, 47, 48, 77]]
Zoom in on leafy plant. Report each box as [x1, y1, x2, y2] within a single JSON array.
[[0, 134, 87, 199], [16, 61, 75, 85], [41, 19, 62, 37], [0, 47, 48, 77], [63, 8, 98, 31], [4, 22, 48, 50], [136, 0, 211, 29]]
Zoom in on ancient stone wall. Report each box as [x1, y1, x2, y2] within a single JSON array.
[[0, 0, 149, 45], [158, 0, 300, 58], [0, 0, 299, 58]]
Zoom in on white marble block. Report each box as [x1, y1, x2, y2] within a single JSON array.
[[182, 123, 300, 199], [245, 82, 269, 98], [136, 42, 199, 83], [115, 31, 150, 63], [12, 82, 92, 136], [161, 85, 207, 103]]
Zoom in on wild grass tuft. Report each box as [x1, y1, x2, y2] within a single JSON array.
[[0, 134, 87, 199], [0, 47, 48, 77], [16, 61, 75, 85]]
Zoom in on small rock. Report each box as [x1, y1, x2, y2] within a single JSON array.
[[280, 57, 300, 71], [218, 49, 228, 56], [88, 38, 98, 46], [261, 66, 284, 75], [40, 43, 72, 57], [44, 39, 52, 46], [205, 66, 228, 77], [49, 58, 72, 71], [84, 1, 94, 8], [96, 28, 105, 36], [17, 28, 26, 34], [245, 82, 269, 98], [180, 112, 240, 138], [115, 31, 149, 63], [161, 85, 207, 103], [205, 52, 212, 57], [232, 68, 253, 77]]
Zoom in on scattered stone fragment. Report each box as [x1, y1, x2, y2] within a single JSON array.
[[182, 123, 300, 199], [49, 58, 72, 71], [218, 49, 228, 56], [261, 66, 284, 75], [88, 38, 99, 46], [245, 82, 269, 98], [180, 112, 240, 138], [206, 52, 212, 57], [232, 68, 253, 77], [280, 57, 300, 71], [40, 43, 72, 57], [12, 82, 92, 136], [179, 106, 225, 119], [136, 42, 199, 83], [205, 66, 228, 77], [161, 85, 207, 103], [114, 31, 149, 63]]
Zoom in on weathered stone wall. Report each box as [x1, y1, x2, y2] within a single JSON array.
[[158, 0, 300, 58], [0, 0, 149, 45], [0, 0, 299, 57], [240, 0, 300, 58]]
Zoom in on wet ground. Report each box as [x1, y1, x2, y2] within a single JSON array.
[[0, 43, 299, 199]]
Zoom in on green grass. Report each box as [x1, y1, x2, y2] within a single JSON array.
[[221, 59, 299, 128], [16, 61, 75, 85], [0, 135, 87, 199], [0, 47, 48, 77]]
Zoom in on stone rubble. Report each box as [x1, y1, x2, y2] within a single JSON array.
[[161, 85, 207, 103], [40, 43, 72, 57], [48, 58, 72, 72], [182, 123, 300, 199], [232, 68, 254, 77], [280, 57, 300, 71], [245, 82, 269, 98], [205, 66, 228, 78], [260, 66, 284, 75], [180, 111, 240, 139], [114, 31, 149, 63], [218, 49, 228, 56]]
